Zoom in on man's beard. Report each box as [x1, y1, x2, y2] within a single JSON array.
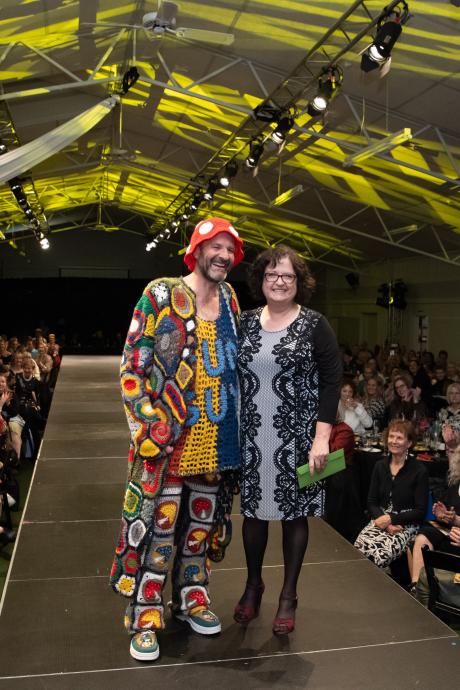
[[196, 256, 230, 283]]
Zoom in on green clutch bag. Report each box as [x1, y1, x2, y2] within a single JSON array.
[[296, 448, 346, 489]]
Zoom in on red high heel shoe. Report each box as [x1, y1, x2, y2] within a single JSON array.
[[272, 596, 298, 635], [233, 582, 265, 624]]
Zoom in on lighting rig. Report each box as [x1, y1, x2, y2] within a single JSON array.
[[147, 1, 410, 253]]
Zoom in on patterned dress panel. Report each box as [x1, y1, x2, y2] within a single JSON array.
[[238, 307, 324, 520]]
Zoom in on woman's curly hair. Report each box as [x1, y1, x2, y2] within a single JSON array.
[[247, 245, 316, 305]]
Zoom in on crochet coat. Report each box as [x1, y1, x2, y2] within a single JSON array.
[[110, 277, 240, 597]]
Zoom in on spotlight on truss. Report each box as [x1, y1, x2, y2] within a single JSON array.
[[361, 1, 410, 73], [307, 66, 343, 117]]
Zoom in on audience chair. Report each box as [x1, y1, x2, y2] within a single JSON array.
[[421, 545, 460, 621]]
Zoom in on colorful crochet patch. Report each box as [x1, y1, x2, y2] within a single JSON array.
[[154, 500, 179, 532], [123, 550, 140, 575], [155, 309, 186, 377], [137, 571, 165, 605], [128, 519, 147, 548], [123, 483, 142, 519], [185, 527, 209, 555], [138, 438, 161, 458], [127, 309, 146, 346], [176, 360, 194, 390], [121, 372, 143, 400], [147, 542, 173, 571], [137, 606, 163, 630], [190, 495, 214, 522], [115, 574, 136, 597], [163, 381, 187, 423], [171, 285, 194, 319]]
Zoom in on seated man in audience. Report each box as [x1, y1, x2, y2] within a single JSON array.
[[431, 366, 453, 414]]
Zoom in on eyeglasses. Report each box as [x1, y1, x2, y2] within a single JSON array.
[[264, 272, 297, 285]]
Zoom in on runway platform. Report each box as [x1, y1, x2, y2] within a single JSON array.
[[0, 356, 459, 689]]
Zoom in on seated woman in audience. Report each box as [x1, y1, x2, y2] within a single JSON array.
[[8, 352, 23, 379], [437, 383, 460, 426], [15, 359, 45, 453], [0, 339, 11, 366], [36, 343, 53, 382], [354, 420, 428, 568], [22, 352, 40, 380], [0, 374, 23, 460], [410, 419, 460, 593], [361, 377, 386, 432], [337, 381, 372, 435], [386, 374, 429, 428]]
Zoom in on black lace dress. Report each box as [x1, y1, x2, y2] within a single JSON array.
[[238, 307, 341, 520]]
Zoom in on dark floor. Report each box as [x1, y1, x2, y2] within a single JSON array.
[[0, 356, 459, 689]]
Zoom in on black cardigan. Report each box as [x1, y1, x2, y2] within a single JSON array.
[[367, 455, 429, 526]]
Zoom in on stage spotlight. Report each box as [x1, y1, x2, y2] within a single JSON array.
[[245, 140, 264, 169], [24, 207, 34, 218], [9, 178, 22, 193], [181, 211, 189, 220], [271, 113, 295, 145], [219, 160, 239, 187], [122, 66, 140, 94], [307, 66, 343, 117], [0, 142, 7, 154], [361, 2, 409, 73], [190, 193, 203, 211], [39, 236, 50, 250], [204, 178, 219, 201], [171, 219, 179, 228], [164, 227, 171, 238]]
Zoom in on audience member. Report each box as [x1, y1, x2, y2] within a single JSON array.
[[386, 374, 429, 429], [0, 374, 23, 460], [410, 419, 460, 593], [337, 382, 372, 435], [437, 383, 460, 426], [361, 377, 386, 431], [430, 366, 452, 414], [354, 420, 428, 569]]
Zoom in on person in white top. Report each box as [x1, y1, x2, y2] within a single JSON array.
[[337, 381, 372, 434]]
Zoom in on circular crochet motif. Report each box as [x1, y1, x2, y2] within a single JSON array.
[[191, 496, 213, 521], [116, 574, 136, 597], [127, 309, 146, 346], [187, 527, 209, 553], [171, 285, 194, 319], [155, 501, 178, 530], [151, 421, 171, 445], [182, 561, 202, 583], [121, 373, 142, 400], [139, 608, 162, 629]]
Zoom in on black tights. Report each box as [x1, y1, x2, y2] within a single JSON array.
[[242, 516, 309, 599]]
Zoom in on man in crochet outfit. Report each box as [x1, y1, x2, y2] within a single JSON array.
[[111, 217, 243, 661]]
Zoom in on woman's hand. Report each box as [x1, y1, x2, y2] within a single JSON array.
[[0, 391, 10, 409], [374, 514, 391, 530], [308, 436, 329, 475], [432, 501, 447, 520], [449, 526, 460, 547], [386, 524, 402, 535]]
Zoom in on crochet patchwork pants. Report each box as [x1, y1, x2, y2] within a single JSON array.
[[125, 472, 220, 633]]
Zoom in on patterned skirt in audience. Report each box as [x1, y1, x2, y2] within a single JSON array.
[[354, 508, 419, 568]]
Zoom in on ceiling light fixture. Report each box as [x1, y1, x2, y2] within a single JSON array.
[[361, 1, 410, 73], [307, 66, 343, 117], [204, 178, 220, 201], [271, 113, 295, 145], [219, 160, 239, 187], [245, 139, 264, 169]]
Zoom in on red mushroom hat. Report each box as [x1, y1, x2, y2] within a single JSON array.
[[184, 217, 244, 271]]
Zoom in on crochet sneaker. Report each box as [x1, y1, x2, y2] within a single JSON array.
[[174, 605, 222, 635], [129, 631, 160, 661]]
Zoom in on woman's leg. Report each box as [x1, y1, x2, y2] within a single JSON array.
[[236, 517, 269, 610], [411, 534, 433, 584], [276, 517, 309, 620]]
